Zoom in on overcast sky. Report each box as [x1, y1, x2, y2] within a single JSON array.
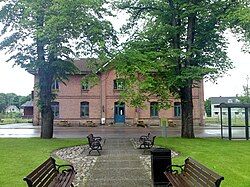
[[0, 13, 249, 99]]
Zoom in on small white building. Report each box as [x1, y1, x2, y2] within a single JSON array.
[[5, 105, 20, 113], [210, 97, 243, 118]]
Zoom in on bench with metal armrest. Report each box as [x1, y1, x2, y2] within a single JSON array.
[[164, 157, 224, 187], [87, 134, 104, 155], [23, 157, 76, 187]]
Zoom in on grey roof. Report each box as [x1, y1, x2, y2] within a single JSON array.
[[21, 100, 33, 108], [74, 59, 92, 74], [28, 59, 93, 75], [209, 97, 239, 104], [215, 103, 250, 108]]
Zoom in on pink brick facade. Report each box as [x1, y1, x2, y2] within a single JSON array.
[[33, 69, 205, 126]]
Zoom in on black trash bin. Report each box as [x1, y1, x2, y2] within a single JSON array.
[[151, 148, 171, 186]]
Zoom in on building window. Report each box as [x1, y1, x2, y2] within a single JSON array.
[[52, 80, 59, 90], [114, 79, 125, 90], [51, 102, 59, 118], [214, 112, 219, 115], [150, 102, 159, 117], [81, 81, 89, 90], [222, 112, 227, 115], [81, 102, 89, 117], [174, 102, 181, 117]]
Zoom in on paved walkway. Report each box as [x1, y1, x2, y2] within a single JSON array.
[[84, 138, 151, 187], [0, 123, 224, 138]]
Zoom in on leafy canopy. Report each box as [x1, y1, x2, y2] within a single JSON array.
[[112, 0, 241, 108]]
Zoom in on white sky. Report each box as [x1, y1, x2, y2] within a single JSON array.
[[204, 33, 250, 99]]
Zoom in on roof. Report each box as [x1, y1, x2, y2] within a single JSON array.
[[215, 103, 250, 108], [21, 100, 33, 108], [5, 105, 19, 110], [28, 59, 93, 75], [73, 59, 92, 74], [209, 97, 239, 104]]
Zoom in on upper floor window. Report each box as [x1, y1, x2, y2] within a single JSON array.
[[174, 102, 181, 117], [114, 79, 125, 90], [81, 102, 89, 117], [52, 80, 59, 90], [150, 102, 159, 117], [81, 81, 89, 90], [51, 102, 59, 118]]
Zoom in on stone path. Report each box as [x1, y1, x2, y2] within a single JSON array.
[[84, 138, 152, 187]]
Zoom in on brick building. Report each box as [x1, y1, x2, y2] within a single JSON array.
[[33, 60, 205, 126]]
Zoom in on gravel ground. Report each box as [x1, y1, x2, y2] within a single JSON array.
[[52, 139, 178, 186]]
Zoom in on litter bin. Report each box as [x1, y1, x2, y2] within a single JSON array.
[[151, 148, 171, 186]]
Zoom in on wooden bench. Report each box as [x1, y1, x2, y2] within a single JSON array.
[[87, 134, 103, 155], [139, 135, 156, 149], [23, 157, 76, 187], [139, 133, 151, 144], [86, 120, 96, 127], [136, 120, 147, 128], [164, 157, 224, 187]]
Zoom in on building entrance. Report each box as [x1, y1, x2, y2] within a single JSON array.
[[114, 102, 125, 123]]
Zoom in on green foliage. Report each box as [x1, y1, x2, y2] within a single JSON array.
[[112, 0, 239, 109], [205, 99, 211, 117], [225, 0, 250, 52], [0, 93, 31, 112], [0, 0, 117, 138]]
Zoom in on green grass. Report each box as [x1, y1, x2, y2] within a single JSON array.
[[0, 118, 31, 125], [156, 137, 250, 187], [1, 138, 250, 187], [205, 117, 247, 126], [0, 138, 86, 187]]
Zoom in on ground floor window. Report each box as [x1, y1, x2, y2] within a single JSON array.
[[174, 102, 181, 117], [81, 102, 89, 117], [51, 102, 59, 118], [150, 102, 159, 117]]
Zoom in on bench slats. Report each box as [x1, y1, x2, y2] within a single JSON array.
[[164, 172, 191, 187], [24, 157, 75, 187], [61, 172, 75, 187], [33, 164, 57, 187], [26, 158, 55, 181], [164, 157, 224, 187], [184, 164, 215, 186], [186, 157, 223, 180]]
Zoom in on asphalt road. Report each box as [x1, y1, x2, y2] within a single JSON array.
[[0, 123, 225, 138]]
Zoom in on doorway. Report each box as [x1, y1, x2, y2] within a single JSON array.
[[114, 102, 125, 123]]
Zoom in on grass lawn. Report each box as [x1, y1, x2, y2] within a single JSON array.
[[0, 138, 85, 187], [156, 137, 250, 187]]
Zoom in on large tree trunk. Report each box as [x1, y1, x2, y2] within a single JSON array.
[[180, 1, 196, 138], [180, 82, 194, 138], [36, 10, 54, 139], [39, 69, 54, 139]]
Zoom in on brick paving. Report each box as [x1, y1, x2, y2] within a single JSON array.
[[84, 138, 152, 187]]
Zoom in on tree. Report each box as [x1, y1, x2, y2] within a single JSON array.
[[205, 99, 211, 117], [0, 93, 8, 113], [114, 0, 248, 138], [237, 76, 250, 103], [0, 0, 117, 138], [0, 93, 31, 113]]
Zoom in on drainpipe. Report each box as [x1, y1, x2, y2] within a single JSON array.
[[100, 74, 103, 123]]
